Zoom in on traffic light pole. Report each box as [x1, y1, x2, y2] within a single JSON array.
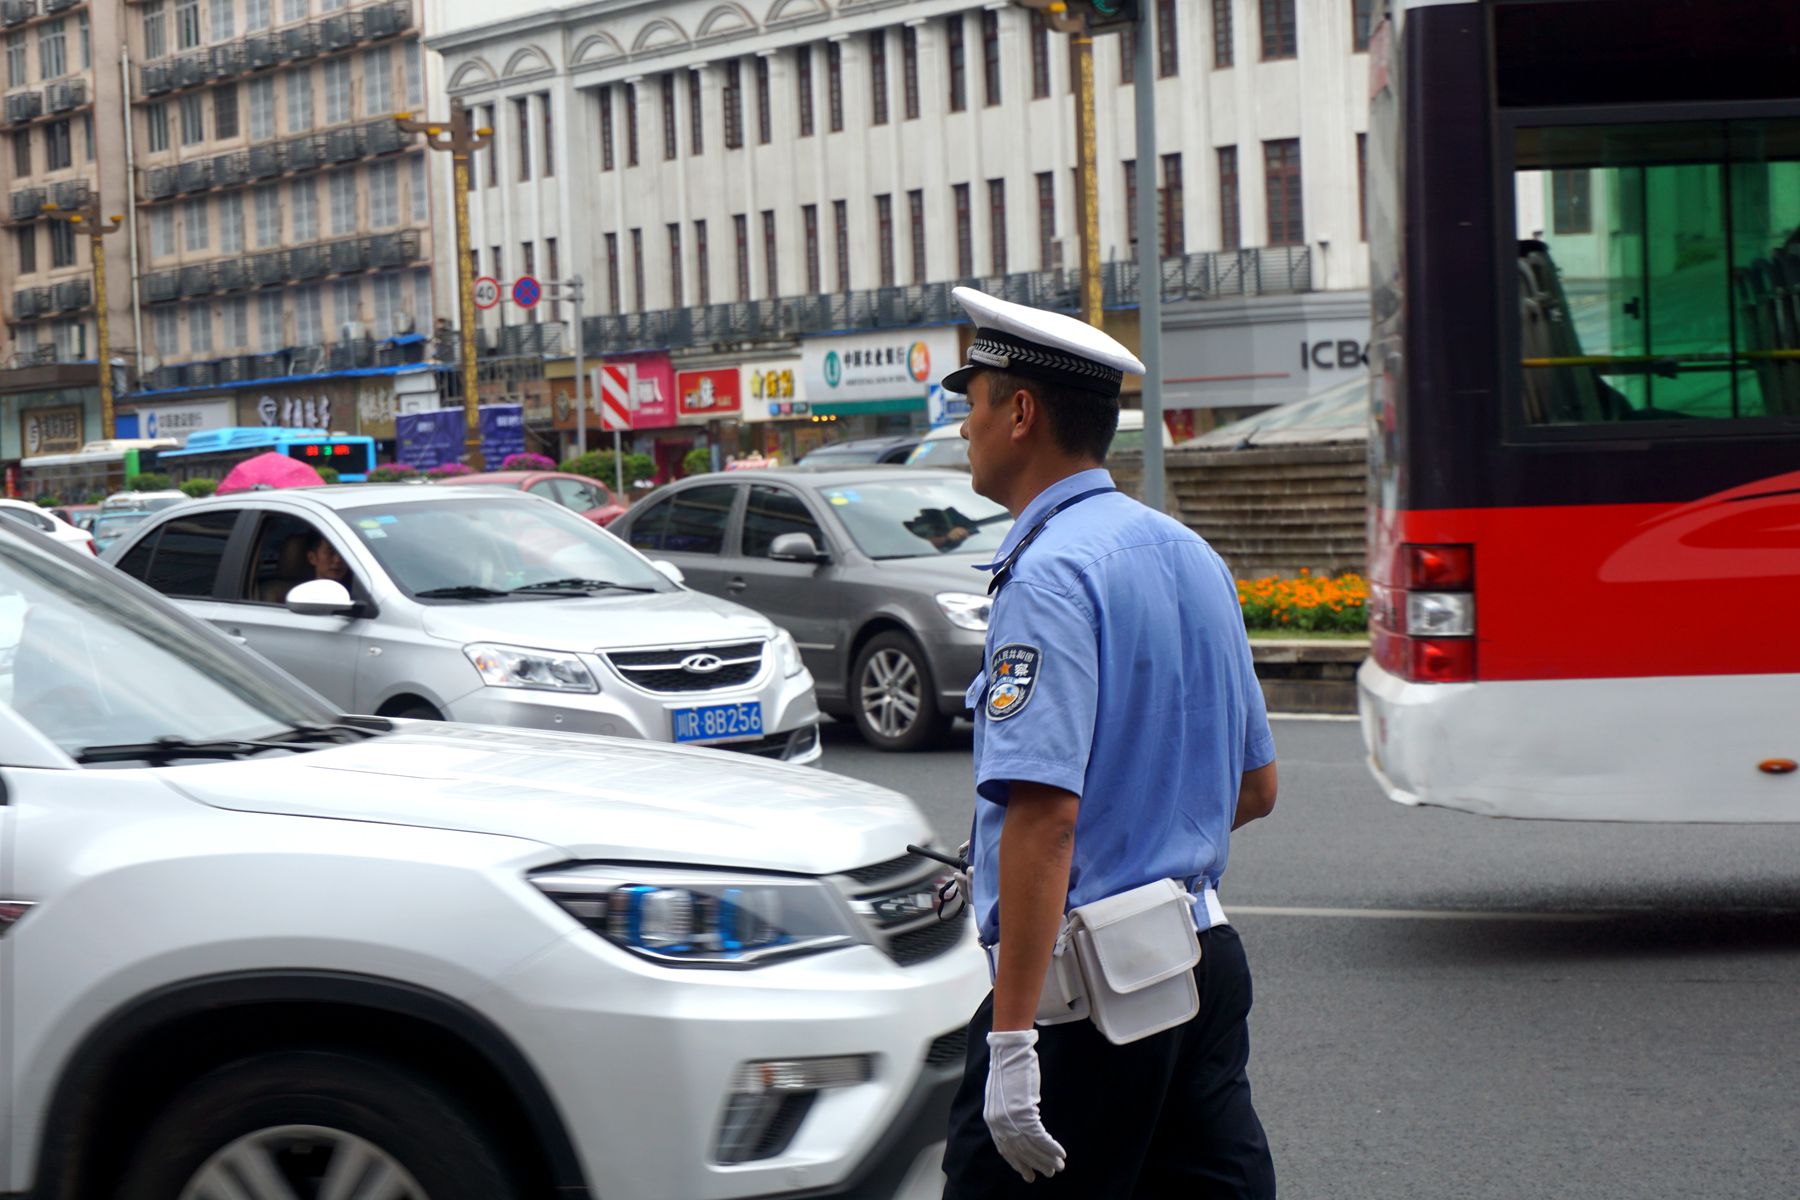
[[43, 200, 125, 442], [1133, 4, 1165, 513]]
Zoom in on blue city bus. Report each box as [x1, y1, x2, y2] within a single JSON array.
[[156, 427, 377, 484]]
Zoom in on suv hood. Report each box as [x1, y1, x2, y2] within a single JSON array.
[[419, 588, 774, 650], [165, 726, 930, 876]]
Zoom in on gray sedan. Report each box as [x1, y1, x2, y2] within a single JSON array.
[[611, 466, 1011, 751]]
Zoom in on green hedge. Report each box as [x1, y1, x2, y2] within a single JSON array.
[[179, 478, 218, 498], [560, 451, 656, 487]]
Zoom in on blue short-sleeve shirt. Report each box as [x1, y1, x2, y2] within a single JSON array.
[[968, 468, 1274, 946]]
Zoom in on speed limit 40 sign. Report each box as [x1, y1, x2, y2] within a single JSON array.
[[473, 276, 501, 309]]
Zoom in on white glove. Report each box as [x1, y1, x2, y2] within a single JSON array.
[[984, 1029, 1067, 1183]]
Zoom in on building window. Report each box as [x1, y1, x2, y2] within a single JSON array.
[[631, 228, 646, 311], [224, 296, 249, 349], [363, 46, 392, 117], [331, 280, 359, 333], [833, 199, 849, 292], [44, 118, 70, 169], [39, 18, 65, 79], [184, 197, 209, 251], [179, 93, 205, 145], [668, 223, 683, 308], [823, 41, 842, 133], [1161, 153, 1184, 256], [981, 10, 1001, 107], [1551, 169, 1592, 234], [909, 188, 926, 284], [369, 160, 398, 228], [256, 292, 282, 351], [876, 193, 895, 287], [688, 69, 703, 154], [1264, 138, 1304, 245], [802, 203, 820, 293], [1358, 132, 1368, 240], [541, 92, 554, 176], [481, 104, 497, 185], [81, 111, 92, 161], [246, 0, 271, 33], [870, 31, 888, 125], [210, 0, 234, 44], [323, 57, 352, 125], [605, 231, 621, 314], [734, 213, 750, 301], [1030, 13, 1051, 99], [329, 170, 356, 235], [1157, 0, 1179, 76], [142, 3, 166, 61], [14, 226, 34, 275], [214, 84, 239, 139], [77, 11, 88, 68], [1218, 145, 1239, 250], [755, 56, 771, 144], [188, 302, 213, 354], [254, 185, 281, 247], [1260, 0, 1297, 61], [661, 73, 677, 158], [1353, 0, 1375, 52], [155, 307, 180, 358], [408, 155, 426, 222], [723, 61, 743, 148], [286, 180, 314, 241], [146, 104, 169, 153], [795, 47, 814, 137], [902, 25, 920, 120], [694, 220, 709, 306], [404, 42, 423, 107], [516, 96, 532, 179], [625, 83, 640, 166], [49, 218, 76, 267], [953, 183, 972, 277], [285, 67, 312, 132], [762, 209, 778, 298], [599, 87, 615, 170], [988, 179, 1007, 275], [1125, 158, 1138, 252], [946, 15, 967, 113], [1120, 22, 1136, 85], [245, 79, 273, 140], [295, 284, 323, 346], [1036, 172, 1055, 269], [151, 207, 175, 257], [175, 0, 201, 51], [280, 0, 306, 23]]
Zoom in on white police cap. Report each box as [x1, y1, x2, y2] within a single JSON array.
[[941, 286, 1147, 400]]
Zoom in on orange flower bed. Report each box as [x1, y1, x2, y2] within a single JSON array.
[[1236, 571, 1368, 633]]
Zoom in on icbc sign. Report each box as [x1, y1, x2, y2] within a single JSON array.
[[676, 368, 742, 418]]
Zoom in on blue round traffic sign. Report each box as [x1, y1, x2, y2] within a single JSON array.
[[511, 275, 541, 308]]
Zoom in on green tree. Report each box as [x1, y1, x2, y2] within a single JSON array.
[[128, 473, 173, 491], [314, 465, 340, 485], [682, 447, 714, 476], [179, 478, 218, 498]]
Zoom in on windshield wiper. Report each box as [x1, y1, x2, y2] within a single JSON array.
[[509, 578, 659, 595], [273, 721, 380, 744], [414, 585, 512, 599], [74, 736, 293, 765]]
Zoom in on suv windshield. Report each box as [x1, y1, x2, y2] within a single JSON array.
[[338, 497, 672, 598], [820, 479, 1013, 558], [0, 533, 334, 757]]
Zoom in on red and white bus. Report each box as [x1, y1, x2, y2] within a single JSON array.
[[1359, 0, 1800, 821]]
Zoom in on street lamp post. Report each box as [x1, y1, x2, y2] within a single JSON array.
[[1019, 1, 1106, 327], [43, 200, 125, 441], [395, 101, 493, 468]]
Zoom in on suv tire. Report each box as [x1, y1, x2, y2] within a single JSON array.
[[851, 630, 953, 752], [117, 1050, 516, 1200]]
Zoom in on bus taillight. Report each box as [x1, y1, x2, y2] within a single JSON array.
[[1404, 545, 1473, 590], [1376, 544, 1476, 684]]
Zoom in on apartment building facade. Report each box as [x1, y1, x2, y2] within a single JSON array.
[[429, 0, 1377, 464], [1, 0, 442, 479]]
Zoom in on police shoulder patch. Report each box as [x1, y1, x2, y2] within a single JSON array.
[[985, 643, 1042, 721]]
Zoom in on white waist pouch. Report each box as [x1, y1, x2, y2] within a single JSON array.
[[1066, 878, 1202, 1045]]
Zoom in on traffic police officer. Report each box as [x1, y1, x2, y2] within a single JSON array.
[[940, 287, 1279, 1198]]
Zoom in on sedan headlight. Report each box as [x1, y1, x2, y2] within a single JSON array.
[[773, 628, 805, 677], [936, 591, 992, 631], [530, 865, 866, 968], [464, 643, 598, 693]]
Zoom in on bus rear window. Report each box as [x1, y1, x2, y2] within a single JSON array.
[[1514, 118, 1800, 427]]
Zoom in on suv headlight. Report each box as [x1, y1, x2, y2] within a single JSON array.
[[464, 643, 598, 693], [936, 591, 992, 631], [773, 628, 805, 677], [530, 865, 866, 968]]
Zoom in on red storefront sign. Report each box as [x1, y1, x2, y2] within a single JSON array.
[[676, 368, 742, 418]]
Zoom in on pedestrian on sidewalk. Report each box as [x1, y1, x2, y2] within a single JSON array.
[[940, 286, 1280, 1198]]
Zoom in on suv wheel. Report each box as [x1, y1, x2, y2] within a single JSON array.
[[851, 631, 953, 752], [118, 1051, 515, 1200]]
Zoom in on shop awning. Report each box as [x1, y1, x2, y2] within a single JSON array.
[[810, 397, 926, 417]]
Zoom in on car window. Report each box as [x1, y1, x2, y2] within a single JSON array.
[[548, 479, 589, 511], [820, 479, 1013, 559], [113, 525, 160, 578], [625, 495, 674, 552], [570, 481, 610, 511], [242, 512, 355, 605], [906, 437, 971, 468], [142, 511, 239, 598], [0, 507, 56, 534], [631, 484, 736, 555], [743, 485, 825, 557], [528, 480, 561, 502]]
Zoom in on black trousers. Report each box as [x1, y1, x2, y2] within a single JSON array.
[[943, 925, 1276, 1200]]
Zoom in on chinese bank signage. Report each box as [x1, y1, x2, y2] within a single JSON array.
[[21, 406, 84, 457], [114, 398, 233, 445], [801, 329, 959, 407]]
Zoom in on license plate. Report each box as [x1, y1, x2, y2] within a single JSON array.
[[672, 701, 765, 744]]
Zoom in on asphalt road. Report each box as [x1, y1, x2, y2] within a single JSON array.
[[817, 718, 1800, 1199]]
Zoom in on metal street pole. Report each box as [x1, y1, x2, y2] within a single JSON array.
[[1073, 29, 1103, 327], [568, 275, 587, 462], [44, 200, 125, 441], [1133, 5, 1165, 513], [396, 102, 492, 468]]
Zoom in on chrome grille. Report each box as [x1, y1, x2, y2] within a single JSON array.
[[603, 640, 765, 693], [844, 851, 928, 886], [833, 856, 970, 968]]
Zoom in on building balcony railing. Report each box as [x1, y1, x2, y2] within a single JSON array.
[[11, 286, 51, 320], [142, 125, 412, 205], [142, 230, 425, 300], [42, 0, 77, 13], [173, 54, 211, 90], [177, 159, 213, 193], [178, 265, 214, 297], [50, 178, 89, 208], [8, 186, 46, 221], [4, 90, 43, 125], [144, 271, 180, 302], [135, 330, 434, 394], [44, 78, 85, 113], [576, 248, 1313, 356], [141, 62, 173, 95], [52, 277, 91, 311], [0, 0, 36, 28], [134, 1, 416, 101]]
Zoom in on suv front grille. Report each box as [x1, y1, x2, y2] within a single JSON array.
[[925, 1027, 969, 1068], [604, 640, 765, 693], [833, 855, 970, 968], [843, 851, 928, 886]]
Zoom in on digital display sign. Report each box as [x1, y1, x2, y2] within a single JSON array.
[[285, 441, 356, 460]]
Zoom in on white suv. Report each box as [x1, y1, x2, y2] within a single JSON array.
[[0, 525, 985, 1199]]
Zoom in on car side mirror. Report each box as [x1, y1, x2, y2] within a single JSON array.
[[769, 532, 828, 563], [287, 578, 356, 617], [652, 560, 686, 586]]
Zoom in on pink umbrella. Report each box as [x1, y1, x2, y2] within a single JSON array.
[[216, 451, 326, 496]]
